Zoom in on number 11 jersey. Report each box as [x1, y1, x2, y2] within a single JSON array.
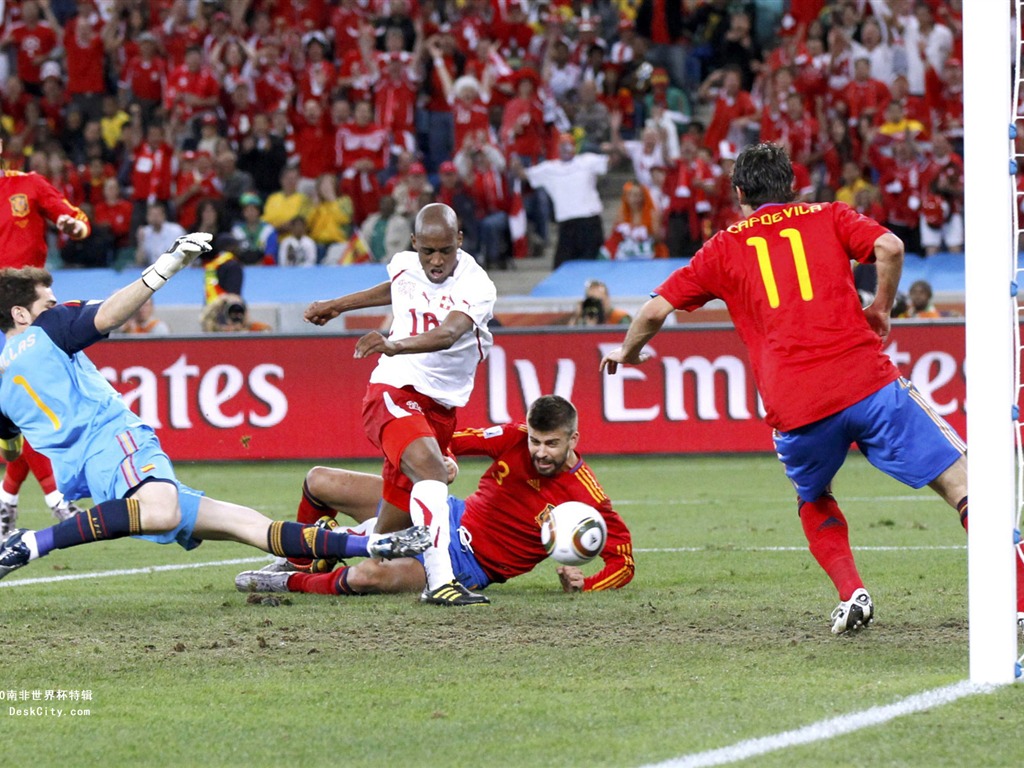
[[655, 201, 900, 432]]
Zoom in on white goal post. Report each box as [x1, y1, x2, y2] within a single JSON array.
[[963, 1, 1018, 684]]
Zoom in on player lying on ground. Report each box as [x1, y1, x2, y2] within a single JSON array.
[[602, 142, 1024, 634], [235, 395, 635, 596], [0, 240, 430, 581]]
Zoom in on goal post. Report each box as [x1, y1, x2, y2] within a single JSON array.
[[963, 0, 1018, 684]]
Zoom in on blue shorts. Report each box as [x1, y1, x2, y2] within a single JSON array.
[[773, 378, 966, 503], [81, 422, 205, 551], [415, 497, 491, 590]]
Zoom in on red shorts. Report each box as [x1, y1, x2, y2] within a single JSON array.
[[362, 383, 457, 510]]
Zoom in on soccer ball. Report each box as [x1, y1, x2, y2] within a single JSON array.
[[540, 502, 607, 566]]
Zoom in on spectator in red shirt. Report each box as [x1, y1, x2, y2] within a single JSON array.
[[164, 45, 220, 124], [294, 99, 336, 195], [119, 32, 167, 128], [128, 122, 174, 233], [468, 149, 511, 269], [421, 29, 466, 172], [335, 99, 389, 223], [842, 57, 891, 128], [698, 66, 758, 157], [878, 137, 923, 255], [635, 0, 689, 90], [373, 53, 419, 159], [90, 176, 134, 265], [64, 0, 106, 121], [2, 0, 61, 96], [173, 150, 220, 231]]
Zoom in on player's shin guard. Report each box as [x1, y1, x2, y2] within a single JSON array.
[[799, 494, 864, 601], [266, 521, 368, 560], [37, 498, 144, 557], [409, 479, 453, 590]]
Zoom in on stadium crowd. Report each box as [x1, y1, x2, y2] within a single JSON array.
[[0, 0, 966, 272]]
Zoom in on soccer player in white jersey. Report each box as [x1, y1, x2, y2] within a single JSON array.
[[304, 203, 497, 606]]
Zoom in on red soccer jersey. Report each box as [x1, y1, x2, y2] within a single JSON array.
[[64, 18, 106, 96], [9, 22, 58, 85], [655, 201, 899, 431], [0, 171, 91, 268], [121, 55, 167, 102], [92, 197, 133, 245], [451, 424, 634, 591]]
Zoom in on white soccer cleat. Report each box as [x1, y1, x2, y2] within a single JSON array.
[[51, 500, 84, 522], [235, 570, 291, 593], [830, 588, 874, 634], [0, 501, 17, 539]]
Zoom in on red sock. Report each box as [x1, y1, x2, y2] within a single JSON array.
[[23, 441, 57, 494], [799, 494, 863, 601], [288, 567, 359, 596], [3, 454, 30, 494], [289, 480, 338, 569], [960, 498, 1024, 613]]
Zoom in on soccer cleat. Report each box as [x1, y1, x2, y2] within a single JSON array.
[[235, 569, 291, 593], [0, 529, 32, 579], [0, 501, 16, 539], [830, 588, 874, 634], [367, 525, 432, 559], [259, 557, 300, 573], [420, 579, 491, 606], [51, 500, 84, 522]]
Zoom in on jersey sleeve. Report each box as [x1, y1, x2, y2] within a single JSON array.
[[653, 243, 719, 311], [450, 423, 526, 458], [31, 174, 91, 237], [832, 201, 892, 264], [583, 500, 635, 591], [34, 301, 107, 355], [451, 268, 496, 327]]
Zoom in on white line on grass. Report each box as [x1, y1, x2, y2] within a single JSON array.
[[641, 680, 992, 768], [1, 545, 964, 589], [0, 556, 270, 588], [635, 545, 965, 553]]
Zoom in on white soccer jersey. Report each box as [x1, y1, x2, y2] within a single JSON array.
[[369, 249, 496, 408]]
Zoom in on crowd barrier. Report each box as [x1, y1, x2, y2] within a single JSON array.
[[89, 322, 968, 461]]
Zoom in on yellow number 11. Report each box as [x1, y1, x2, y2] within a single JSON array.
[[746, 228, 814, 308]]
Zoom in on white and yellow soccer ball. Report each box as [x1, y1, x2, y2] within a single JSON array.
[[540, 502, 607, 566]]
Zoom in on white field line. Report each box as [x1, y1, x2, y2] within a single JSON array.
[[0, 556, 270, 588], [635, 545, 965, 553], [641, 681, 993, 768], [0, 546, 964, 589]]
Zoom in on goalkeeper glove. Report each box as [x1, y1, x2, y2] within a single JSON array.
[[142, 233, 214, 291]]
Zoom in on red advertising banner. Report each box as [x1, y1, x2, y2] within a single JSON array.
[[88, 323, 966, 460]]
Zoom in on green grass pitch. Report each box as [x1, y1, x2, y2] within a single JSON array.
[[1, 454, 1019, 768]]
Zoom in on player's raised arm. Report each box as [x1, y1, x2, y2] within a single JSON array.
[[94, 233, 213, 334], [304, 281, 393, 326], [600, 294, 675, 374]]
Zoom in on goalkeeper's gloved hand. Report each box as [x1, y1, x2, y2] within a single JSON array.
[[142, 232, 214, 291]]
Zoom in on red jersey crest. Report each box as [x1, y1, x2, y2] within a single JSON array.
[[9, 194, 29, 217]]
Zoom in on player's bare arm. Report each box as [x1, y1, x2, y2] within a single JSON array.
[[863, 232, 905, 342], [354, 310, 475, 358], [304, 281, 393, 326], [600, 295, 674, 374]]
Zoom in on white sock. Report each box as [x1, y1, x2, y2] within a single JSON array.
[[44, 491, 64, 508], [0, 489, 18, 505], [21, 531, 40, 561], [409, 479, 453, 590]]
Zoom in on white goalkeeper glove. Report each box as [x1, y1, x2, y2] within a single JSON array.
[[142, 232, 214, 291]]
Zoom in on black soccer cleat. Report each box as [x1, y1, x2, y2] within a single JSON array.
[[420, 579, 490, 606]]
